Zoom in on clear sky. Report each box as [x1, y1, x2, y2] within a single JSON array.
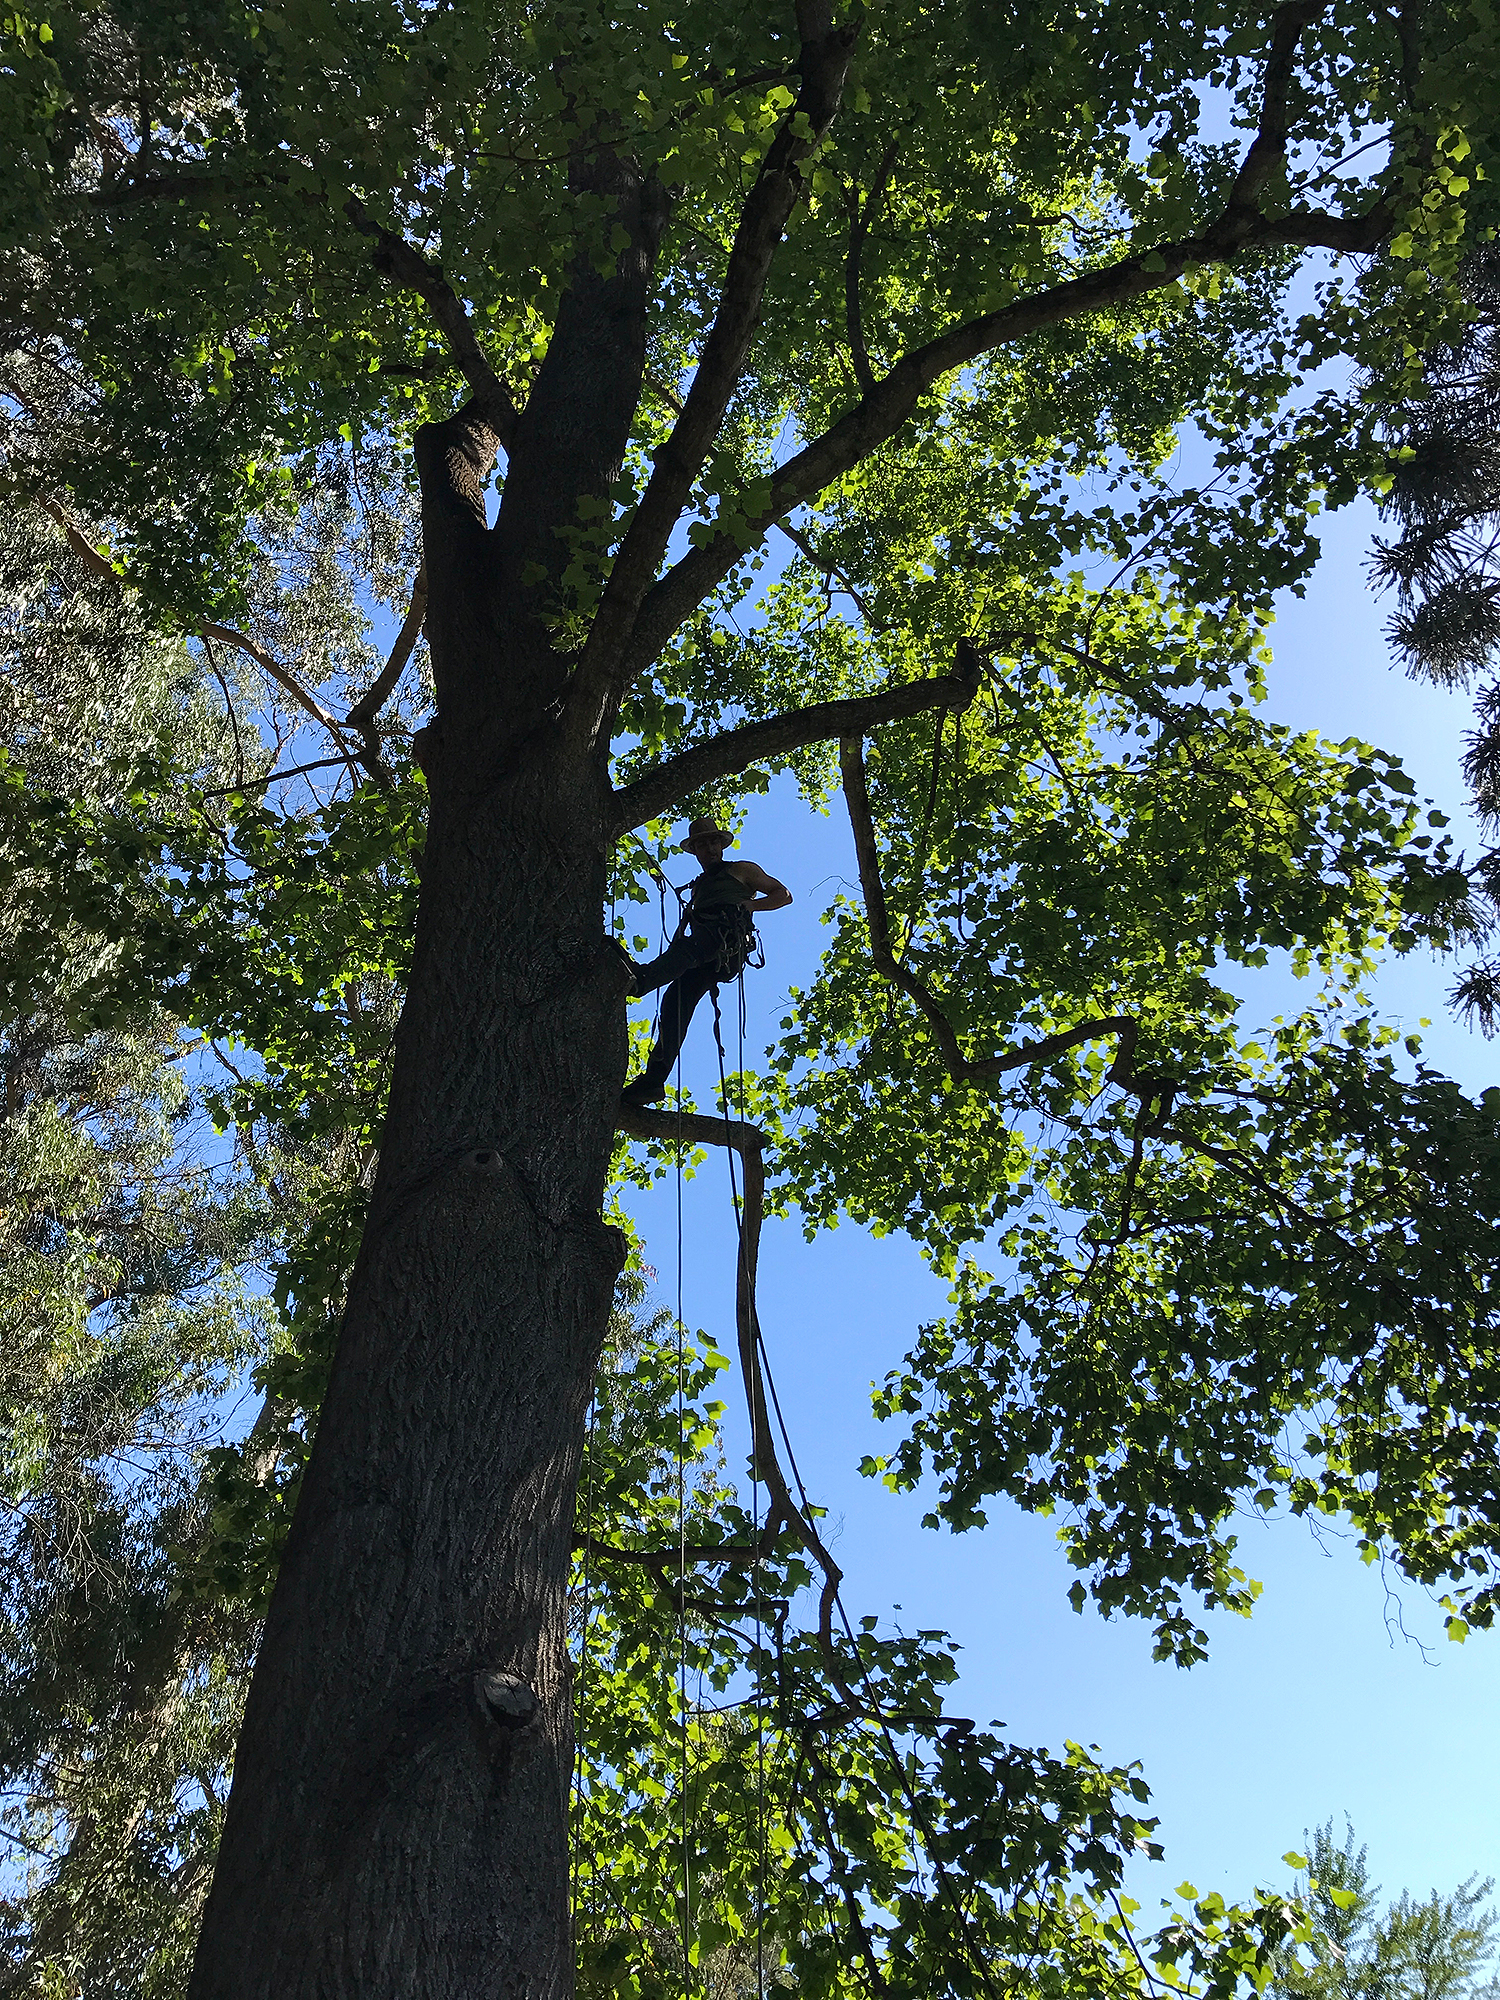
[[617, 494, 1500, 1918]]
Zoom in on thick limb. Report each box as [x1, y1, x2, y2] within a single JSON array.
[[610, 647, 982, 834], [567, 8, 860, 748], [613, 4, 1399, 687]]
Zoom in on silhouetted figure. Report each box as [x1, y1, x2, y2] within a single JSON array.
[[621, 818, 791, 1108]]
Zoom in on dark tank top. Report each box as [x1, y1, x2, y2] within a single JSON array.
[[690, 861, 757, 916]]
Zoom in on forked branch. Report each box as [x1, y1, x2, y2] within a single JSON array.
[[614, 1089, 989, 1744], [346, 565, 428, 779], [1212, 1, 1324, 232], [346, 199, 520, 449], [199, 621, 354, 747], [36, 499, 392, 787], [839, 735, 1137, 1086], [776, 519, 885, 629], [614, 0, 1400, 687], [567, 10, 860, 747], [845, 142, 899, 396], [614, 1103, 846, 1635]]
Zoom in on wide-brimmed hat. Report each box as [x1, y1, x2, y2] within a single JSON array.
[[680, 817, 732, 852]]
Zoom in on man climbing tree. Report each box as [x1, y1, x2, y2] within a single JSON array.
[[621, 816, 792, 1107], [4, 1, 1500, 1996]]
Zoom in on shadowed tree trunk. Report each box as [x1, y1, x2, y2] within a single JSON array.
[[187, 154, 664, 2000]]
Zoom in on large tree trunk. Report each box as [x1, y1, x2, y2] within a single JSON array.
[[188, 712, 628, 1996], [190, 149, 663, 1991]]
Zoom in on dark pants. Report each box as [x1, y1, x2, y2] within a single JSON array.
[[631, 923, 735, 1093]]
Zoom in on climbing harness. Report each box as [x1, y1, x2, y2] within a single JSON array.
[[696, 904, 762, 984]]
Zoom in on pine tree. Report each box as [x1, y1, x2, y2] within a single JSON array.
[[0, 509, 276, 1995], [1372, 238, 1500, 1029]]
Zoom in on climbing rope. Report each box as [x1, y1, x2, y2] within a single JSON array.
[[953, 708, 967, 940], [571, 1390, 591, 1948], [674, 1018, 691, 2000], [701, 966, 1000, 2000], [620, 824, 996, 1998], [740, 983, 767, 2000], [708, 976, 767, 2000], [751, 1324, 1001, 2000]]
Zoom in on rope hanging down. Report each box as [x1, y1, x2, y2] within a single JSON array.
[[708, 975, 766, 2000], [674, 1010, 691, 1999], [616, 1087, 998, 1999]]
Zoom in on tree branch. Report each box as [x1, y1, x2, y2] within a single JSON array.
[[608, 648, 981, 834], [839, 734, 1137, 1086], [345, 198, 519, 451], [615, 1105, 764, 1153], [200, 634, 248, 792], [84, 177, 521, 451], [198, 621, 359, 769], [574, 1527, 783, 1572], [199, 756, 354, 800], [345, 563, 427, 778], [1211, 1, 1323, 232], [37, 498, 362, 777], [612, 2, 1398, 684], [993, 627, 1179, 728], [845, 143, 898, 396], [776, 518, 886, 631], [565, 14, 860, 749], [615, 1101, 844, 1606], [89, 170, 263, 207], [36, 496, 118, 583]]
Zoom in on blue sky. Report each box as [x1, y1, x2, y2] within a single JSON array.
[[617, 494, 1500, 1915]]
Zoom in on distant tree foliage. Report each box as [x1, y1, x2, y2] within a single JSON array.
[[0, 512, 268, 1992], [1276, 1821, 1497, 2000]]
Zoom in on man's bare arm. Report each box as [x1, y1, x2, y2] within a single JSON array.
[[727, 861, 793, 911]]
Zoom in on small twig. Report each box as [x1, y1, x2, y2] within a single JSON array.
[[199, 756, 354, 800], [1079, 469, 1232, 657]]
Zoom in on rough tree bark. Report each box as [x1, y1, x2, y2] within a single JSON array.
[[187, 149, 666, 2000]]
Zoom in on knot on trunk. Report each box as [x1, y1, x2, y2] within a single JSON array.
[[476, 1671, 539, 1729]]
